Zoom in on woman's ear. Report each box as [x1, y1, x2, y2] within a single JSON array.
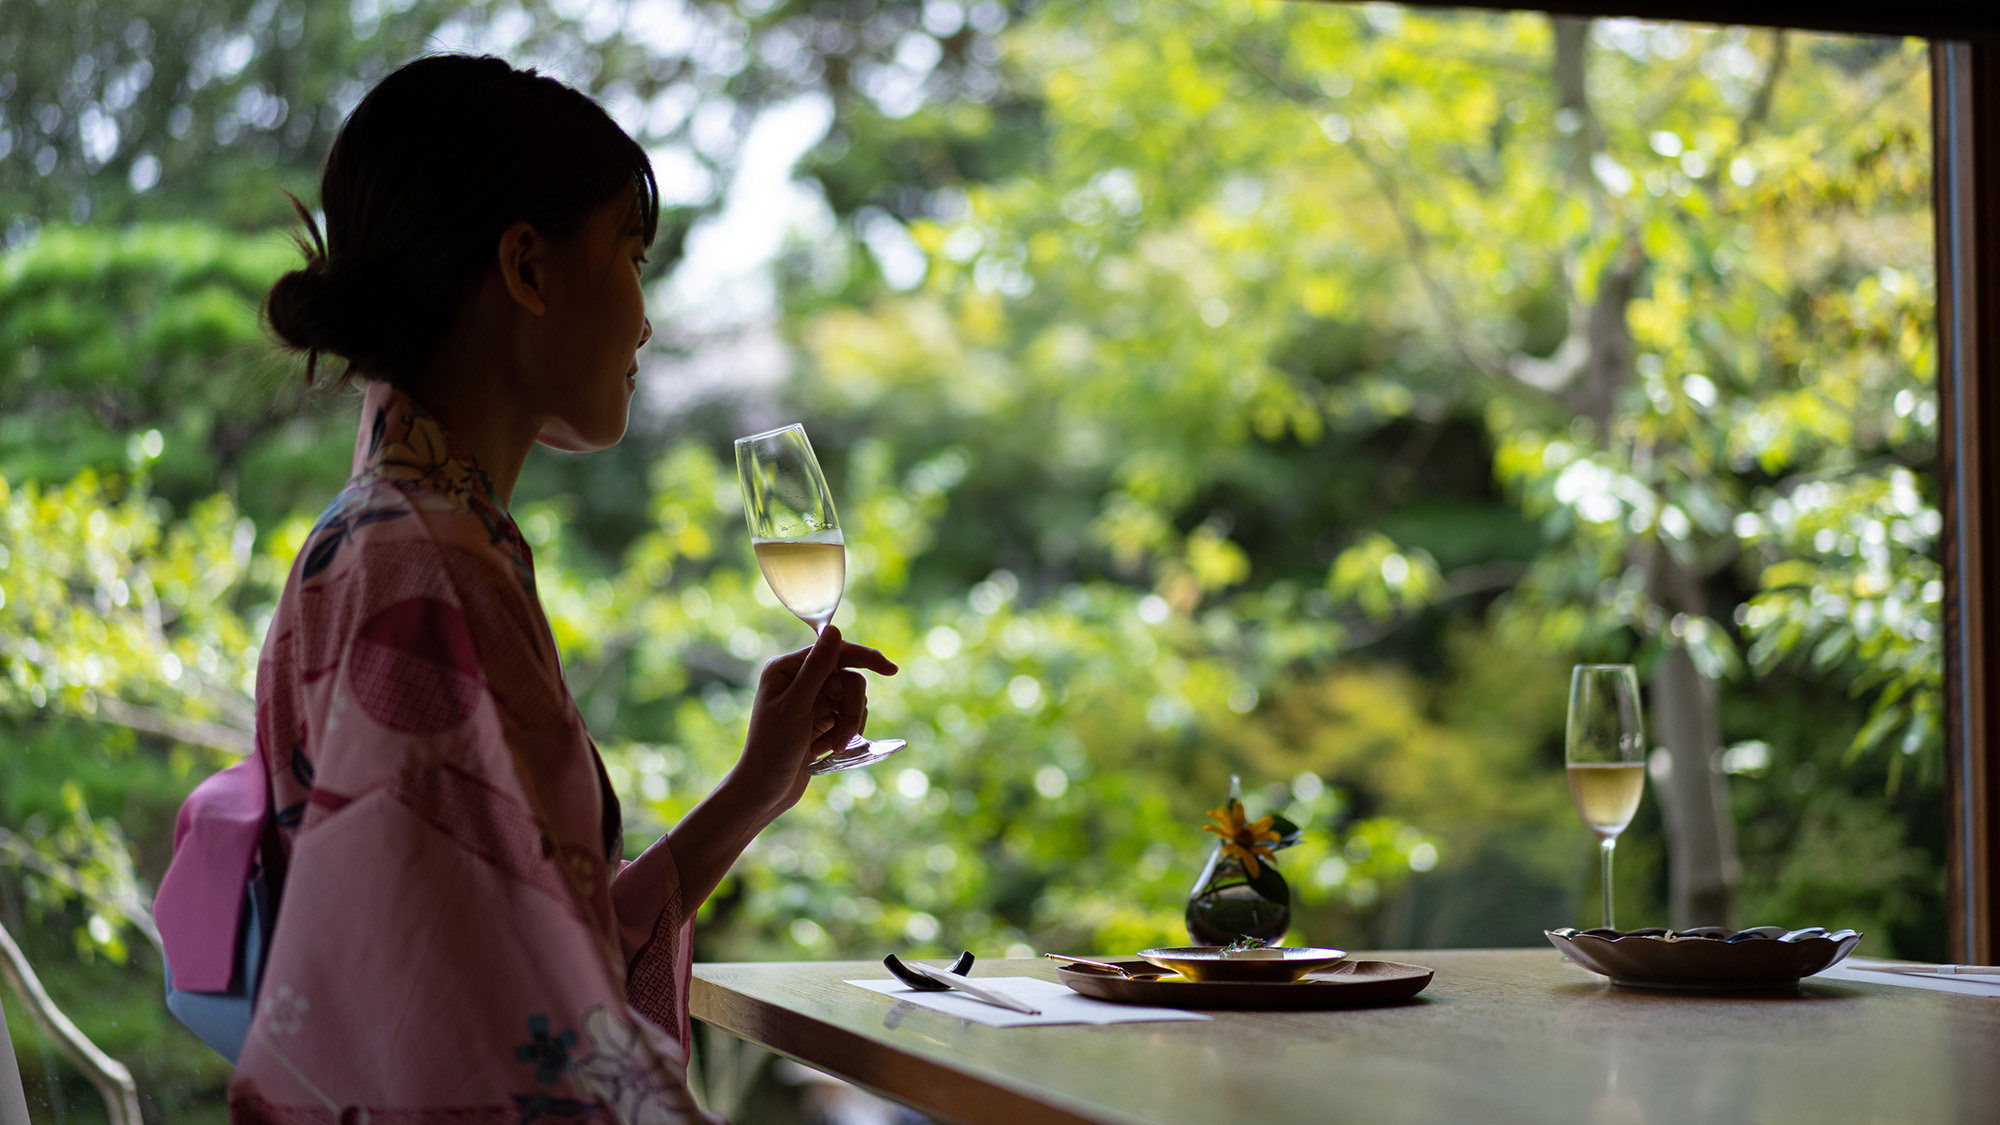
[[495, 220, 548, 316]]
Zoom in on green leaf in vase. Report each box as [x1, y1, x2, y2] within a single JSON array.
[[1245, 856, 1290, 904], [1265, 813, 1304, 849]]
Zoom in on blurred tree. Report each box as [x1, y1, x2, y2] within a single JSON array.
[[0, 224, 346, 524], [0, 0, 1043, 540], [0, 456, 277, 1117], [0, 0, 1024, 237], [784, 0, 1938, 933]]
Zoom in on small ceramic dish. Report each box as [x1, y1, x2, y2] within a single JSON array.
[[1546, 925, 1862, 990], [1136, 946, 1348, 982], [1059, 958, 1431, 1009]]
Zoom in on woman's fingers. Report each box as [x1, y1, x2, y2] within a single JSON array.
[[812, 669, 846, 732], [813, 669, 869, 754], [763, 627, 900, 698], [778, 625, 846, 704], [835, 642, 899, 677], [742, 625, 894, 786]]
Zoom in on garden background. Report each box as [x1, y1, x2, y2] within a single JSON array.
[[0, 0, 1945, 1118]]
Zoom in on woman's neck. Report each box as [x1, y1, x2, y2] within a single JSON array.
[[409, 373, 538, 509], [407, 283, 544, 508]]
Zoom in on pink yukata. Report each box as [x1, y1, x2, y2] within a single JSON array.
[[230, 381, 719, 1124]]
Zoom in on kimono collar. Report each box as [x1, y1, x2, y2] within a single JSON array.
[[343, 380, 538, 593], [351, 380, 506, 515]]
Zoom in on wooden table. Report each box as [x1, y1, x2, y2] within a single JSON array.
[[691, 950, 2000, 1125]]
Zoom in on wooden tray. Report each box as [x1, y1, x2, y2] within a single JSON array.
[[1057, 959, 1434, 1010]]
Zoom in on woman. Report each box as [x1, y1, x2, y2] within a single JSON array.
[[240, 54, 893, 1121]]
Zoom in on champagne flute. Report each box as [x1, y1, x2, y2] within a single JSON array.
[[735, 423, 906, 774], [1566, 663, 1645, 930]]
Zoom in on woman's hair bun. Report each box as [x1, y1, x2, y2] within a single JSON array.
[[263, 53, 660, 390], [264, 258, 340, 354], [264, 234, 433, 384]]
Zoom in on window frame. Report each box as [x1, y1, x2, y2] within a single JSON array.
[[1931, 40, 1999, 964], [1356, 3, 2000, 959]]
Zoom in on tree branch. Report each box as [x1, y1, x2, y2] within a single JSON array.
[[181, 670, 256, 733], [93, 696, 253, 758], [1361, 390, 1471, 526], [0, 919, 144, 1125], [1341, 140, 1534, 391], [1203, 4, 1576, 415], [1338, 561, 1531, 650], [0, 828, 161, 955], [1741, 30, 1789, 146], [1808, 48, 1926, 166], [1706, 29, 1789, 206], [1551, 16, 1600, 191]]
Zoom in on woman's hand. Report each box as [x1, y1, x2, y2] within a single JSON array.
[[656, 625, 896, 916], [733, 625, 899, 824]]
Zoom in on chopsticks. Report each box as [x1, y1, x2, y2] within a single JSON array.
[[905, 961, 1043, 1015], [1850, 958, 2000, 978]]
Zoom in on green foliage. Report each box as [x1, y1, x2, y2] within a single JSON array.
[[0, 221, 353, 526], [0, 452, 282, 1116], [1741, 468, 1941, 791], [0, 0, 1019, 240], [548, 436, 1432, 959], [781, 0, 1940, 953], [0, 464, 268, 730]]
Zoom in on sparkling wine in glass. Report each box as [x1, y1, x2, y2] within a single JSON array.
[[735, 423, 906, 774], [1566, 663, 1645, 930]]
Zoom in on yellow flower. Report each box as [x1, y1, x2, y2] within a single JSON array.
[[1202, 799, 1281, 878]]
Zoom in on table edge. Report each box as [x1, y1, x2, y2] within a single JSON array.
[[691, 965, 1150, 1125]]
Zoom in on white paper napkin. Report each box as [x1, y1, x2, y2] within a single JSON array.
[[1815, 958, 2000, 998], [846, 976, 1211, 1027]]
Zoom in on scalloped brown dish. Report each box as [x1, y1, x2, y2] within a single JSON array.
[[1546, 925, 1863, 989], [1136, 946, 1348, 982]]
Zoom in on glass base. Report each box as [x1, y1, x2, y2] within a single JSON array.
[[808, 735, 907, 775]]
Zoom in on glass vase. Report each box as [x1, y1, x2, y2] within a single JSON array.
[[1185, 776, 1290, 946]]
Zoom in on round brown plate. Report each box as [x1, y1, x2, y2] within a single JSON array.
[[1136, 946, 1348, 982], [1059, 959, 1434, 1009]]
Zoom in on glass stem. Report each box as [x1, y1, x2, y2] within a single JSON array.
[[1599, 837, 1617, 930]]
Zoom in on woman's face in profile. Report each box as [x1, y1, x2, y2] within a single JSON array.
[[528, 186, 653, 453]]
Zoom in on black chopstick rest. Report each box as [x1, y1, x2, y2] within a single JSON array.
[[884, 950, 976, 990]]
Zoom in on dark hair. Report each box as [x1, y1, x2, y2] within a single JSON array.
[[265, 55, 659, 386]]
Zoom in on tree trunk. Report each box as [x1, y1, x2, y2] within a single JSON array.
[[1646, 550, 1741, 928], [1543, 16, 1741, 930], [1551, 17, 1601, 188], [0, 919, 143, 1125]]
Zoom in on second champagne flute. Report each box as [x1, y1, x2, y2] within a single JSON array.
[[1566, 663, 1645, 930], [735, 423, 906, 774]]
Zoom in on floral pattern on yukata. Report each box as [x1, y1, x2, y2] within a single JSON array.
[[512, 1014, 598, 1123], [574, 1007, 694, 1125], [261, 985, 310, 1035]]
